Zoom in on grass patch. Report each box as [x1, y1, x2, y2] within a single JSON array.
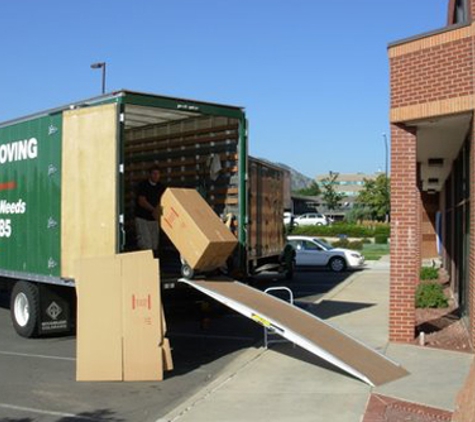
[[361, 243, 390, 261]]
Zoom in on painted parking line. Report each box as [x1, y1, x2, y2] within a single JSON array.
[[0, 403, 99, 421], [0, 350, 75, 361]]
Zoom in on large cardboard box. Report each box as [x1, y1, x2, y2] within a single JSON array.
[[76, 255, 123, 381], [160, 188, 238, 272], [76, 251, 167, 382]]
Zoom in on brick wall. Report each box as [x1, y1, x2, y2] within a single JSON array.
[[390, 36, 473, 109], [389, 125, 419, 342]]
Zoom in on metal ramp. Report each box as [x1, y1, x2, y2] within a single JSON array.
[[179, 277, 409, 386]]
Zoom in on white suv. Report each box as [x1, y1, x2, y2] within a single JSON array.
[[294, 213, 328, 226]]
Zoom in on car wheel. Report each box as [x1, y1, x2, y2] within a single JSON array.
[[329, 257, 346, 273]]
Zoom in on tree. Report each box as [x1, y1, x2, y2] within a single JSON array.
[[321, 171, 346, 211], [355, 173, 390, 221], [294, 181, 321, 196]]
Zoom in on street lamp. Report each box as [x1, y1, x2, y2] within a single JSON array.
[[90, 62, 106, 94], [382, 133, 389, 222]]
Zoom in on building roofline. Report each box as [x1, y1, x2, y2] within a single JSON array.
[[387, 21, 470, 50]]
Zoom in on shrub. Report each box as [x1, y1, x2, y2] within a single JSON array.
[[292, 222, 372, 238], [331, 239, 363, 250], [374, 234, 388, 244], [374, 224, 390, 236], [348, 240, 363, 250], [292, 222, 390, 240], [332, 238, 349, 248], [420, 266, 439, 280], [415, 282, 448, 308]]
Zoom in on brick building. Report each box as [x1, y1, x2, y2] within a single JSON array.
[[388, 0, 475, 344]]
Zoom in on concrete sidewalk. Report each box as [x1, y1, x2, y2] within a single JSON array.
[[158, 257, 474, 422]]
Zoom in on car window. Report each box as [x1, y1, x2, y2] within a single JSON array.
[[302, 240, 322, 251], [288, 240, 301, 250], [314, 239, 333, 250]]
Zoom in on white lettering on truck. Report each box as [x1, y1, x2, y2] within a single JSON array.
[[0, 138, 38, 165], [0, 200, 27, 238], [0, 199, 26, 214]]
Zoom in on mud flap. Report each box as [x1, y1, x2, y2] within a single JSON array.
[[38, 284, 73, 336]]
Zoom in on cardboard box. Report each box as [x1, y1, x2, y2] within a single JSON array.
[[76, 255, 123, 382], [160, 188, 238, 272], [76, 251, 170, 382]]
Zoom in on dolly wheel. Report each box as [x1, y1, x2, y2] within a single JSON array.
[[181, 263, 194, 279]]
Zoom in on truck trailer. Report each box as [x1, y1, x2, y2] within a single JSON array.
[[0, 90, 293, 338]]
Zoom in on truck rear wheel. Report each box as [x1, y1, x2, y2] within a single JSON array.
[[10, 281, 40, 338]]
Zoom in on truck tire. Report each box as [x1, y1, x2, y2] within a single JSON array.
[[10, 281, 40, 338]]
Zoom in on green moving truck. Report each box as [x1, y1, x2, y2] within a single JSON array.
[[0, 90, 293, 338]]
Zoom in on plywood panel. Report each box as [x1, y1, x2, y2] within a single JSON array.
[[76, 255, 122, 381], [120, 251, 163, 381], [61, 104, 118, 278]]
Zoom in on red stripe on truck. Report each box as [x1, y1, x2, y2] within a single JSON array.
[[0, 181, 16, 191]]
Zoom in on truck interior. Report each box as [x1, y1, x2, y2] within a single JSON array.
[[121, 102, 242, 278]]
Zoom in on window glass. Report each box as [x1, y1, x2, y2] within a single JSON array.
[[302, 241, 321, 251], [455, 0, 468, 23]]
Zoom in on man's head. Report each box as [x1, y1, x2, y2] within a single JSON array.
[[149, 166, 161, 184]]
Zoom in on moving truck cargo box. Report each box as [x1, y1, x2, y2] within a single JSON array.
[[160, 188, 238, 272]]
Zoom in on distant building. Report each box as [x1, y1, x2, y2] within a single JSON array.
[[315, 172, 381, 200]]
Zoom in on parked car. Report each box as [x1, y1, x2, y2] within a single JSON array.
[[283, 211, 295, 226], [293, 213, 329, 226], [286, 235, 365, 272]]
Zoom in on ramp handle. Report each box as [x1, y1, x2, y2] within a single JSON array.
[[263, 287, 294, 349]]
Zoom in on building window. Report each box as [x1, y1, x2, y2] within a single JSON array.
[[454, 0, 468, 24]]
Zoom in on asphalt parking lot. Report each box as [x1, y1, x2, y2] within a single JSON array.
[[0, 268, 352, 422]]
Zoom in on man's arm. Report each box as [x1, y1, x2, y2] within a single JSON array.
[[138, 195, 159, 220]]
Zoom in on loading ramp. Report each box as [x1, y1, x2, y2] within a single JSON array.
[[180, 277, 408, 387]]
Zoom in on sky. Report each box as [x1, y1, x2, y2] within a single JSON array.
[[0, 0, 449, 178]]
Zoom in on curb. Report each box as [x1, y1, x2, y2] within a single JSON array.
[[156, 346, 266, 422]]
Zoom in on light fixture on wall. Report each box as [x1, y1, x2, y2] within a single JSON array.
[[428, 158, 444, 167]]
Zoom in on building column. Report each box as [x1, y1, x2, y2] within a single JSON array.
[[389, 124, 419, 342]]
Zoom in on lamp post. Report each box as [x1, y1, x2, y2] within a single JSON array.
[[382, 133, 389, 222], [90, 62, 106, 94]]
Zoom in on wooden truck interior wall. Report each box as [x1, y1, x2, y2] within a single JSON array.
[[123, 108, 240, 257], [248, 160, 285, 262]]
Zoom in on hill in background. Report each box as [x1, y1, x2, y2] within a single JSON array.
[[257, 158, 314, 191]]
